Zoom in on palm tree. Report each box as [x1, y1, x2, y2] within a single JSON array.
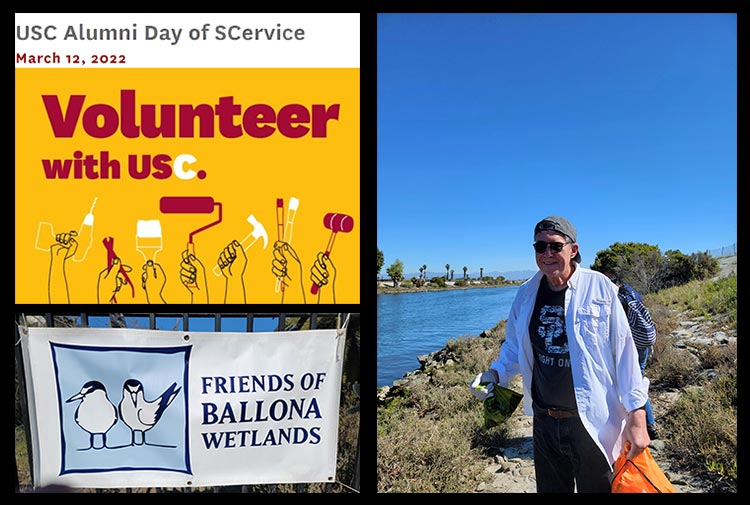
[[463, 266, 468, 279], [450, 269, 454, 281], [445, 263, 450, 280]]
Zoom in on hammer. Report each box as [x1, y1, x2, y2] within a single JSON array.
[[310, 212, 354, 295], [212, 214, 268, 277]]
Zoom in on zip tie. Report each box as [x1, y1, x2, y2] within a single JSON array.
[[335, 313, 350, 361], [15, 314, 29, 346], [337, 312, 351, 337]]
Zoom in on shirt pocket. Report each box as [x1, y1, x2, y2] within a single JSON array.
[[576, 300, 611, 344]]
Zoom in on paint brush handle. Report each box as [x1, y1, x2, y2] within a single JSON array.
[[276, 198, 285, 242]]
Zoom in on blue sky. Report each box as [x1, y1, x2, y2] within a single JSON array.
[[84, 315, 281, 332], [377, 13, 737, 276]]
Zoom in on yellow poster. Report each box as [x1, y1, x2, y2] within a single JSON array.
[[15, 13, 360, 305]]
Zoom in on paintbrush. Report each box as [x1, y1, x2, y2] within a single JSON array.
[[284, 197, 299, 244], [135, 219, 163, 263]]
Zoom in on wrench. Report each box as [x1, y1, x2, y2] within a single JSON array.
[[102, 236, 135, 302]]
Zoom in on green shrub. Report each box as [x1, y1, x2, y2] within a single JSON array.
[[430, 277, 447, 288]]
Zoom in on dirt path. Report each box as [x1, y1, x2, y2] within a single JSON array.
[[715, 255, 737, 279]]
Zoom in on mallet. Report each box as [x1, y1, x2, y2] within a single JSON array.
[[310, 212, 354, 295]]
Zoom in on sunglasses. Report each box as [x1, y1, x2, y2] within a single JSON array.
[[533, 241, 570, 254]]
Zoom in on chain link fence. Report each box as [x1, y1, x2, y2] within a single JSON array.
[[705, 243, 736, 258]]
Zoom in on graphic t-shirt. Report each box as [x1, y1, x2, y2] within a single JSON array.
[[529, 277, 577, 412]]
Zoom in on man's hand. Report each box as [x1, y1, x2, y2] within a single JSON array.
[[470, 370, 498, 400], [623, 407, 650, 459]]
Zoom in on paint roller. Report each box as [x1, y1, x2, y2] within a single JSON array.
[[160, 196, 223, 286], [159, 196, 223, 251], [310, 212, 354, 295]]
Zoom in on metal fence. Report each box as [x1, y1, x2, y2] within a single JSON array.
[[14, 311, 360, 494], [705, 243, 736, 258]]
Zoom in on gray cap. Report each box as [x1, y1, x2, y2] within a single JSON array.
[[534, 215, 581, 263]]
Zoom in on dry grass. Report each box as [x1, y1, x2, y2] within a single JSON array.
[[377, 321, 515, 493]]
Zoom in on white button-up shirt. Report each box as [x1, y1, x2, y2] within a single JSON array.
[[490, 265, 649, 466]]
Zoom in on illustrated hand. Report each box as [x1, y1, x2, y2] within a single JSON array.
[[48, 230, 80, 303], [97, 257, 133, 304], [271, 241, 305, 303], [470, 371, 498, 400], [219, 240, 247, 303], [272, 241, 301, 286], [218, 240, 247, 278], [310, 251, 337, 295], [50, 231, 79, 264], [180, 247, 208, 303], [141, 260, 167, 303]]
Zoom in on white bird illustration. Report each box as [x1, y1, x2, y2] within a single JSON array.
[[119, 379, 181, 446], [66, 380, 117, 450]]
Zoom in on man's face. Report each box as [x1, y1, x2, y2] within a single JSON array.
[[534, 230, 578, 279]]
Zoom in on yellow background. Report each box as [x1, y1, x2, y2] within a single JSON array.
[[16, 68, 359, 304]]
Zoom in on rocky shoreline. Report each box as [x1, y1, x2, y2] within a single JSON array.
[[377, 282, 520, 296]]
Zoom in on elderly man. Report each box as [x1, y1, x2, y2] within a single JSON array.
[[471, 215, 650, 493]]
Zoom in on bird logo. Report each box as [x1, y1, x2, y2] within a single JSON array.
[[119, 379, 181, 447], [66, 380, 118, 450]]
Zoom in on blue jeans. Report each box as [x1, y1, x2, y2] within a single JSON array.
[[638, 346, 656, 426]]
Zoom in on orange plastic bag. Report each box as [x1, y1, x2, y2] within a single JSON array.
[[612, 446, 677, 493]]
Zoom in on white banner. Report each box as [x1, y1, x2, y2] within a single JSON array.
[[20, 326, 346, 489]]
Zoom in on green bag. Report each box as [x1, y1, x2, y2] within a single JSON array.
[[482, 384, 523, 428]]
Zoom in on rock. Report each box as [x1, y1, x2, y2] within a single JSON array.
[[500, 461, 515, 473]]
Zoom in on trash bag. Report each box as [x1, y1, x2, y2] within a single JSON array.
[[482, 384, 523, 428], [612, 446, 677, 493]]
